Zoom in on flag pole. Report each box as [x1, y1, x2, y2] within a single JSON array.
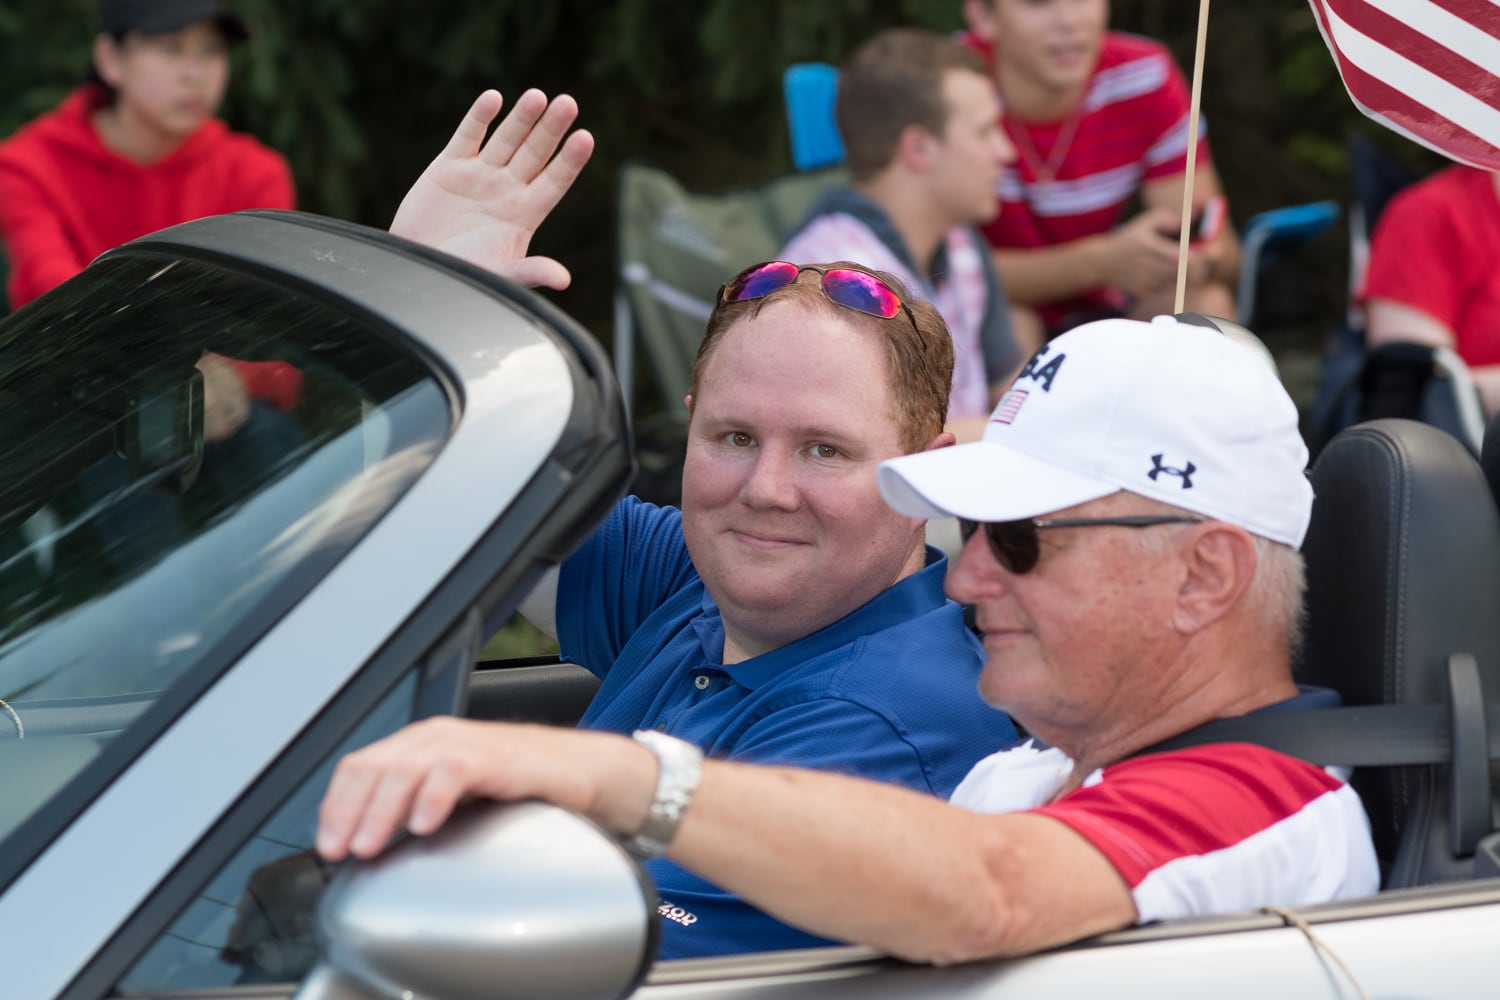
[[1174, 0, 1212, 314]]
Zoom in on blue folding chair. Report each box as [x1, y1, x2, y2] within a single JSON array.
[[784, 62, 845, 172], [1235, 200, 1339, 328]]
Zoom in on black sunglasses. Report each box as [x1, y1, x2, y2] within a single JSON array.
[[718, 260, 921, 343], [958, 515, 1205, 575]]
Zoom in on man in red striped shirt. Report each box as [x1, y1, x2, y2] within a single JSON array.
[[960, 0, 1241, 339]]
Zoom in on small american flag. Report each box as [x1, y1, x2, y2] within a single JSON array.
[[991, 389, 1029, 426], [1307, 0, 1500, 170]]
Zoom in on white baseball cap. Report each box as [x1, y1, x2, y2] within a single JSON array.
[[878, 315, 1314, 547]]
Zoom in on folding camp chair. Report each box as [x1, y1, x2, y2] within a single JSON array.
[[614, 161, 849, 424], [613, 162, 848, 503]]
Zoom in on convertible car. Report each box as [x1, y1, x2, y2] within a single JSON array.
[[1, 211, 1497, 1000]]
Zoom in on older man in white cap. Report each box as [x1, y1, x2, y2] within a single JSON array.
[[316, 316, 1378, 963]]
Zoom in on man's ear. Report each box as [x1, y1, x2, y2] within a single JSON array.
[[962, 0, 1000, 42], [922, 429, 958, 452], [895, 123, 939, 173], [1172, 523, 1257, 635], [92, 35, 124, 88], [683, 393, 694, 416]]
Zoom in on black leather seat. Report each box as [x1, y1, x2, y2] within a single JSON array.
[[1479, 409, 1500, 514], [1299, 418, 1500, 887]]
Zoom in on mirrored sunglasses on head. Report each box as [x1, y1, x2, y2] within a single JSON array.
[[718, 260, 920, 339]]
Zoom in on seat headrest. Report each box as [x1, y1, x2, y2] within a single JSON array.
[[1300, 419, 1500, 871], [1300, 418, 1500, 706]]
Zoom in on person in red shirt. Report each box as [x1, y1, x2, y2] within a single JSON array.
[[959, 0, 1241, 340], [1362, 165, 1500, 416], [0, 0, 298, 432], [0, 0, 294, 310]]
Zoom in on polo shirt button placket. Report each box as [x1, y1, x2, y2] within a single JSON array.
[[693, 675, 711, 691]]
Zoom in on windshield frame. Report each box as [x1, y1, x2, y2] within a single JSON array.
[[0, 210, 632, 1000], [0, 248, 458, 895]]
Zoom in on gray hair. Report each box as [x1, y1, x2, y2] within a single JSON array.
[[1118, 495, 1307, 657]]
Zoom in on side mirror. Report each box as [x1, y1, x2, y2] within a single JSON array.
[[115, 368, 204, 494], [293, 801, 658, 1000]]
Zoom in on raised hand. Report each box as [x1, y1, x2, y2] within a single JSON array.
[[195, 352, 250, 443], [389, 89, 595, 290]]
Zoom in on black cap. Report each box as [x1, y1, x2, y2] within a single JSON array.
[[98, 0, 249, 41]]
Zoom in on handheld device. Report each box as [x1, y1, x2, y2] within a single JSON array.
[[1192, 195, 1227, 244]]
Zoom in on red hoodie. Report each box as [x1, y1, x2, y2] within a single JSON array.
[[0, 84, 300, 407]]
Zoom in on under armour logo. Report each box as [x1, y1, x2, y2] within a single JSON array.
[[1148, 454, 1196, 489], [1017, 347, 1066, 392]]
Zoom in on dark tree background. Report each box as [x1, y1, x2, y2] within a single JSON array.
[[0, 0, 1451, 392]]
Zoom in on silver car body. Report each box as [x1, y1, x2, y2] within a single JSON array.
[[0, 211, 1494, 1000]]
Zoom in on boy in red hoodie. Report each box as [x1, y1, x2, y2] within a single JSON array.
[[0, 0, 298, 425], [0, 0, 293, 311]]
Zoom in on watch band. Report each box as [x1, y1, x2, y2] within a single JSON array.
[[623, 729, 704, 859]]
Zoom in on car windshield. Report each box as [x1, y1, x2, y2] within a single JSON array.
[[0, 252, 449, 855]]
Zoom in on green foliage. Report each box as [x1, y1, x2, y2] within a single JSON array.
[[481, 615, 560, 659], [0, 0, 1420, 348], [0, 0, 97, 124]]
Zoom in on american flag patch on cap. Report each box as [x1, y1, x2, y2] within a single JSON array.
[[991, 388, 1029, 425]]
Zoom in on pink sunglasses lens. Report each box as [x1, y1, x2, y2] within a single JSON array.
[[726, 261, 800, 302], [822, 268, 902, 320]]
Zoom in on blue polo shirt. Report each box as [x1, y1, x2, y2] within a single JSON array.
[[557, 496, 1018, 959]]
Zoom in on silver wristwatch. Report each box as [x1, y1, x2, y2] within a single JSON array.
[[623, 729, 704, 859]]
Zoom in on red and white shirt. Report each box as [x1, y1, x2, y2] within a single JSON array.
[[962, 32, 1215, 328], [950, 740, 1379, 923]]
